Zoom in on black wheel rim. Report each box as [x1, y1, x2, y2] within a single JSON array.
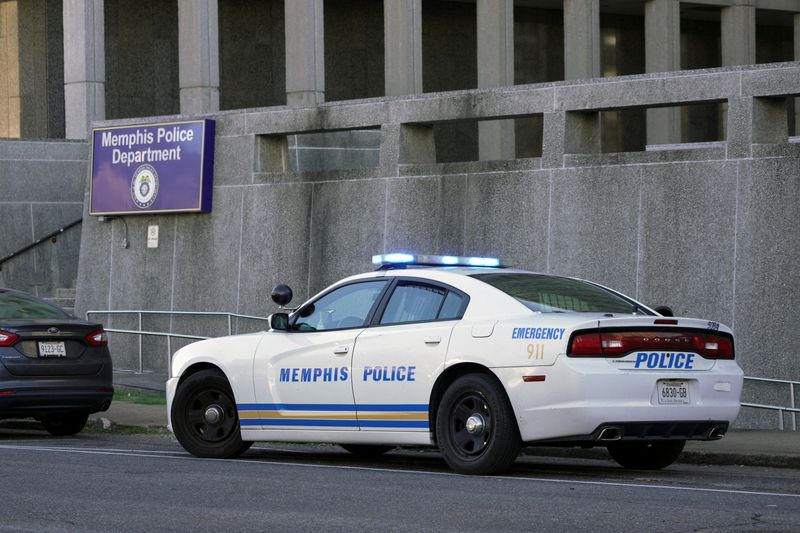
[[447, 391, 493, 460], [185, 388, 238, 443]]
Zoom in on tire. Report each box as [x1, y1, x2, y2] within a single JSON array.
[[41, 412, 89, 436], [435, 374, 520, 475], [171, 369, 253, 458], [340, 444, 395, 457], [607, 440, 686, 470]]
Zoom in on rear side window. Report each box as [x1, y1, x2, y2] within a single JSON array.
[[379, 282, 465, 325], [0, 291, 71, 319], [471, 273, 647, 314]]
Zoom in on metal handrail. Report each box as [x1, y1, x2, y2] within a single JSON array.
[[0, 217, 82, 270], [741, 376, 798, 431], [86, 309, 269, 377]]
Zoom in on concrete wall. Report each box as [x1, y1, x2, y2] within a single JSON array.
[[0, 139, 86, 296], [74, 63, 800, 430]]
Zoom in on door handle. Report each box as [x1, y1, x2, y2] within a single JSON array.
[[425, 336, 441, 345], [333, 345, 349, 355]]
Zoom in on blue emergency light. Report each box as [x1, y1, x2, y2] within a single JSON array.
[[372, 253, 502, 268]]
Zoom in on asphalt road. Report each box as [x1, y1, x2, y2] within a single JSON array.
[[0, 430, 798, 532]]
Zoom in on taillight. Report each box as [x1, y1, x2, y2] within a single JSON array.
[[568, 330, 734, 359], [0, 330, 18, 347], [86, 328, 108, 347]]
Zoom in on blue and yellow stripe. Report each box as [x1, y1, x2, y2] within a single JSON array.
[[237, 403, 429, 429]]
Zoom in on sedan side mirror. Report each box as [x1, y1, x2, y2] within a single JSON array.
[[269, 312, 289, 331], [654, 305, 674, 317], [271, 284, 293, 307]]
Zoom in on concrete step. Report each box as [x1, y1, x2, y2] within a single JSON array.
[[55, 287, 76, 299]]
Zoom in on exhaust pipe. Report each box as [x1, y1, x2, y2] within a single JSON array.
[[597, 427, 624, 441], [707, 426, 726, 440]]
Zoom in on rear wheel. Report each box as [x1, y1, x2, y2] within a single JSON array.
[[340, 444, 395, 457], [435, 374, 520, 475], [41, 412, 88, 436], [171, 369, 252, 458], [607, 440, 686, 469]]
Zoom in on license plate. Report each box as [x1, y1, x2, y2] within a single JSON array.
[[657, 380, 690, 405], [38, 341, 67, 358]]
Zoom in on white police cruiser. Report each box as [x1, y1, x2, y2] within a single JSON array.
[[167, 254, 743, 474]]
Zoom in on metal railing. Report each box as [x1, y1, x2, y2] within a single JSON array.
[[86, 309, 799, 430], [741, 376, 799, 431], [0, 217, 82, 271], [85, 309, 270, 377]]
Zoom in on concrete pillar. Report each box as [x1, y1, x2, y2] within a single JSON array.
[[721, 3, 755, 66], [285, 0, 324, 106], [563, 0, 600, 80], [400, 124, 436, 164], [178, 0, 219, 114], [0, 0, 21, 138], [645, 0, 680, 145], [63, 0, 104, 139], [477, 0, 514, 161], [384, 0, 422, 96]]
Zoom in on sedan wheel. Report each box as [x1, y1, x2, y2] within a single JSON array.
[[436, 374, 520, 475], [171, 369, 252, 458]]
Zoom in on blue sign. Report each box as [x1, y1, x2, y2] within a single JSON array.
[[89, 119, 215, 215]]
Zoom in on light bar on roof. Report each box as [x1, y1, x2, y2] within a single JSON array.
[[372, 253, 502, 268]]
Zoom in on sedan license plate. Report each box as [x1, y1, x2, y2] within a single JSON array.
[[38, 341, 67, 358], [657, 380, 689, 405]]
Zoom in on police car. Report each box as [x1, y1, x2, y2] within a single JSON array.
[[166, 254, 743, 475]]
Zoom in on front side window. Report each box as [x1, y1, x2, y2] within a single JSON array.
[[0, 291, 71, 319], [293, 280, 387, 331], [471, 273, 647, 314]]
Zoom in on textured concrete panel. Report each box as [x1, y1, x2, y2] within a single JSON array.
[[213, 135, 254, 186], [31, 203, 83, 294], [237, 183, 312, 315], [637, 161, 737, 322], [0, 204, 33, 257], [463, 170, 549, 271], [74, 208, 114, 317], [0, 139, 87, 160], [171, 188, 242, 313], [384, 175, 466, 256], [0, 159, 86, 201], [308, 178, 386, 292], [548, 166, 639, 296], [734, 157, 800, 381]]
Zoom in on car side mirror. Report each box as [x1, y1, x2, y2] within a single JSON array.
[[271, 284, 293, 306], [654, 305, 674, 317], [269, 312, 290, 331]]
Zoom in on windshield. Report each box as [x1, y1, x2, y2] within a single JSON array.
[[471, 273, 649, 314], [0, 290, 72, 319]]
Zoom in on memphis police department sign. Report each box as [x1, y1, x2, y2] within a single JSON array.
[[89, 119, 215, 215]]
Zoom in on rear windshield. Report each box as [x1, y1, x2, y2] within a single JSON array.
[[471, 273, 649, 314], [0, 291, 71, 319]]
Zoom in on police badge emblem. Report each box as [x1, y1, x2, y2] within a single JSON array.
[[131, 164, 159, 208]]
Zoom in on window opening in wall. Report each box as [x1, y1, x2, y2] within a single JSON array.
[[755, 9, 796, 136], [428, 116, 543, 164], [256, 128, 381, 173]]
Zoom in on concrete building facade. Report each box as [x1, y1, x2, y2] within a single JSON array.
[[0, 0, 799, 428]]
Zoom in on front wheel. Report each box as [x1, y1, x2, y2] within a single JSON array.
[[435, 374, 520, 475], [41, 412, 89, 436], [171, 369, 252, 458], [607, 440, 686, 469]]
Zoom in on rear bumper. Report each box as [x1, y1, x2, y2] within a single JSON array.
[[0, 370, 113, 419], [495, 358, 743, 443]]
